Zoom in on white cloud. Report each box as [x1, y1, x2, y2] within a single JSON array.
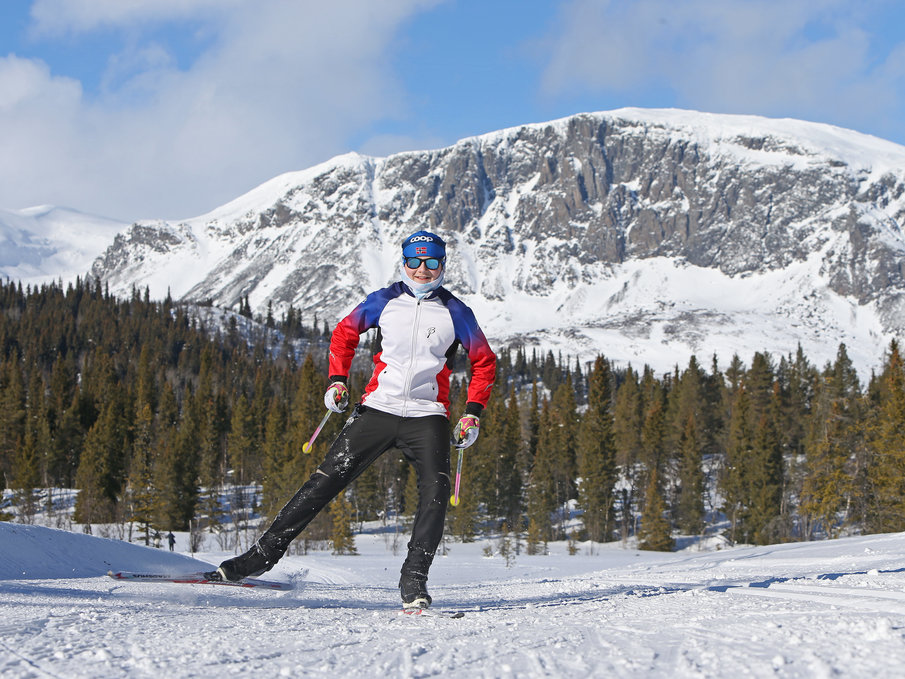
[[539, 0, 905, 140], [1, 0, 439, 221], [0, 56, 93, 207], [28, 0, 236, 35]]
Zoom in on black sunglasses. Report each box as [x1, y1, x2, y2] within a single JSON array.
[[403, 257, 443, 270]]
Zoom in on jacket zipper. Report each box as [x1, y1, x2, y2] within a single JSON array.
[[401, 297, 423, 417]]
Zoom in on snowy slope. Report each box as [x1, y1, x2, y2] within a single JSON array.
[[463, 253, 889, 377], [2, 522, 905, 677], [0, 206, 127, 287]]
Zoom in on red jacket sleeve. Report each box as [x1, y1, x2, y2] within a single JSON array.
[[446, 296, 496, 411], [465, 332, 496, 411], [328, 311, 363, 380]]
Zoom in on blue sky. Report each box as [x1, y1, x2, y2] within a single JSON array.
[[2, 0, 904, 221]]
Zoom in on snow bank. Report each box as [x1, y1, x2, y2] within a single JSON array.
[[0, 523, 212, 580]]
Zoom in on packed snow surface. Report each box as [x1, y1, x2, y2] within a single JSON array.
[[2, 522, 905, 678]]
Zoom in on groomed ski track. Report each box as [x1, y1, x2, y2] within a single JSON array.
[[1, 526, 905, 677]]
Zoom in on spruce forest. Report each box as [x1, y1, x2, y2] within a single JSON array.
[[3, 278, 905, 555]]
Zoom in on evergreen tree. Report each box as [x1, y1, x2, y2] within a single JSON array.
[[640, 378, 667, 475], [576, 357, 617, 542], [722, 385, 753, 544], [525, 513, 547, 555], [865, 341, 905, 532], [636, 370, 675, 544], [705, 354, 729, 464], [676, 414, 705, 534], [53, 394, 85, 489], [525, 380, 540, 470], [526, 398, 555, 550], [329, 492, 358, 555], [155, 387, 201, 530], [659, 353, 714, 536], [468, 384, 521, 526], [499, 388, 524, 530], [638, 467, 674, 551], [721, 355, 784, 545], [195, 346, 223, 487], [801, 344, 862, 538], [778, 344, 817, 459], [226, 393, 259, 486], [612, 366, 643, 541], [11, 419, 41, 521], [126, 402, 157, 544], [290, 354, 330, 480], [746, 399, 784, 545], [724, 354, 746, 400], [542, 350, 561, 393], [25, 364, 53, 489], [74, 389, 129, 524], [151, 383, 179, 528], [261, 398, 295, 520], [0, 358, 26, 490], [545, 378, 579, 537], [349, 419, 383, 523], [46, 355, 81, 487]]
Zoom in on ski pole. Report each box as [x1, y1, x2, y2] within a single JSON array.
[[450, 447, 464, 506], [302, 410, 332, 454]]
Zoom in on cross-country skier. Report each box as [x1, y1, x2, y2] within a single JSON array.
[[213, 230, 497, 610]]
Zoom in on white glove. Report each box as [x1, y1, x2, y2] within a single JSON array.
[[324, 382, 349, 413], [453, 415, 480, 449]]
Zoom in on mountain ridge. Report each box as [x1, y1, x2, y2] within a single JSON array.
[[8, 108, 905, 375]]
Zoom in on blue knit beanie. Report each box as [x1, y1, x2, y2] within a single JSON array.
[[401, 230, 446, 260]]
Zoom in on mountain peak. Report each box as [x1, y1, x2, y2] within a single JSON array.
[[8, 108, 905, 375]]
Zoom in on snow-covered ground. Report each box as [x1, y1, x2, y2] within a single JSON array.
[[2, 523, 905, 678]]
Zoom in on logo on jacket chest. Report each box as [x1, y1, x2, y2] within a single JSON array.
[[426, 327, 436, 339]]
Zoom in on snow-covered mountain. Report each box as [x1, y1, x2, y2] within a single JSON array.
[[12, 108, 905, 375], [0, 206, 127, 287]]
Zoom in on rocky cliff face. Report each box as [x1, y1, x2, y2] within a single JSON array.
[[88, 108, 905, 373]]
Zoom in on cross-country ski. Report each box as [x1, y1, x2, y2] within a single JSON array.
[[107, 570, 294, 590], [401, 608, 466, 619]]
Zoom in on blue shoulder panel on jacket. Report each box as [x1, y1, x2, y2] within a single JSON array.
[[436, 288, 483, 350], [349, 282, 406, 331]]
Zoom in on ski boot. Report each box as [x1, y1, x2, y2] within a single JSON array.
[[399, 574, 432, 611], [212, 542, 277, 582]]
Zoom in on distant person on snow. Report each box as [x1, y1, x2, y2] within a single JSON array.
[[213, 230, 497, 610], [167, 532, 176, 551]]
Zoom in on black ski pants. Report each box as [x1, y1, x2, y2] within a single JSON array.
[[258, 406, 451, 581]]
